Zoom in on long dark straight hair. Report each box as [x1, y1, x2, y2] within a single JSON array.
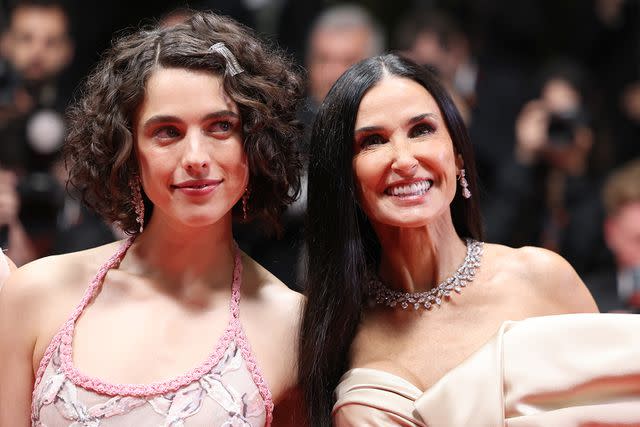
[[299, 54, 484, 426]]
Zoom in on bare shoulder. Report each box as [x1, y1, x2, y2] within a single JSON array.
[[238, 252, 305, 397], [240, 252, 304, 321], [0, 241, 125, 357], [2, 241, 122, 302], [485, 243, 598, 314]]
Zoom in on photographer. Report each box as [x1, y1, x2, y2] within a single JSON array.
[[484, 61, 603, 275], [0, 169, 36, 265], [586, 159, 640, 313], [0, 0, 74, 264]]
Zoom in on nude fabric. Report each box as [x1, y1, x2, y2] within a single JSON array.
[[334, 313, 640, 426]]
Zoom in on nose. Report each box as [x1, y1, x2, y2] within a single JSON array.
[[390, 140, 418, 175], [182, 132, 210, 174]]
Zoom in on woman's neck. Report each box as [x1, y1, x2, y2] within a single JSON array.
[[123, 213, 236, 295], [375, 214, 467, 294]]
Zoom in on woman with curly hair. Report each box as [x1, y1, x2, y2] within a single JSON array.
[[0, 11, 305, 426]]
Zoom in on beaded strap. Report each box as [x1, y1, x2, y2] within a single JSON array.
[[230, 251, 274, 425]]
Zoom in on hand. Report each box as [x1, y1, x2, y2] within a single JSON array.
[[515, 100, 549, 165], [0, 171, 19, 226]]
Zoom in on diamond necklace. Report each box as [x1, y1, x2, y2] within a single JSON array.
[[369, 239, 484, 310]]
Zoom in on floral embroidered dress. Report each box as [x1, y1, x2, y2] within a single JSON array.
[[31, 238, 273, 427]]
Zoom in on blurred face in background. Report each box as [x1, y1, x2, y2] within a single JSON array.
[[7, 5, 73, 83], [307, 26, 373, 104], [605, 202, 640, 270], [540, 78, 593, 174]]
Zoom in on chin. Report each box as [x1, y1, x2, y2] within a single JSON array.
[[369, 211, 430, 229], [179, 211, 227, 229]]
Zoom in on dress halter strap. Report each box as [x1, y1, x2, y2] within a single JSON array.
[[67, 236, 135, 326], [229, 242, 243, 321]]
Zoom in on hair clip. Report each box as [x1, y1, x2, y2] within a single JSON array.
[[208, 42, 244, 76]]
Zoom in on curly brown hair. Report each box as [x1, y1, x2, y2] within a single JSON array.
[[65, 11, 303, 235]]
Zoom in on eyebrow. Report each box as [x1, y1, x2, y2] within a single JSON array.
[[142, 110, 239, 128], [408, 113, 438, 124], [354, 113, 438, 135]]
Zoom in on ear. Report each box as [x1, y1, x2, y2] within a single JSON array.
[[455, 153, 464, 173]]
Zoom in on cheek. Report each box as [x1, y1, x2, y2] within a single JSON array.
[[353, 152, 384, 191], [352, 154, 385, 214], [221, 140, 249, 185]]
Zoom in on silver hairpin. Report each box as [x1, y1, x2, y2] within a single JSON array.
[[208, 42, 244, 76]]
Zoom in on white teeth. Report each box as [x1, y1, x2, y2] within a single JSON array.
[[387, 180, 432, 196]]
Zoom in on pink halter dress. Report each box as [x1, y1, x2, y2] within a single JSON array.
[[31, 238, 274, 426]]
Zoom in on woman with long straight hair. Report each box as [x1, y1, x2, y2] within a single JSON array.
[[300, 54, 640, 426]]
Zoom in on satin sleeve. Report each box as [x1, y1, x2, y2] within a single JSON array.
[[333, 368, 427, 427]]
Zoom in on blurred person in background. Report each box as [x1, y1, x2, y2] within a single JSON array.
[[0, 0, 116, 263], [0, 0, 73, 264], [394, 8, 473, 124], [240, 3, 385, 290], [587, 159, 640, 313], [0, 168, 36, 265], [0, 0, 73, 167], [571, 0, 640, 169], [303, 3, 384, 128], [483, 60, 602, 275]]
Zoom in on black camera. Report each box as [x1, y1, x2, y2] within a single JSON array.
[[547, 110, 585, 146], [17, 172, 64, 235]]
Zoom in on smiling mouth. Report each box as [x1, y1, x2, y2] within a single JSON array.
[[384, 179, 433, 197]]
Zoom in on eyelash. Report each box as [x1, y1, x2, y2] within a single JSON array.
[[409, 123, 435, 137], [153, 126, 180, 139], [208, 120, 234, 133], [358, 123, 436, 148], [152, 120, 236, 140]]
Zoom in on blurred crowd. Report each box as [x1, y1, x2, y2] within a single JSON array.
[[0, 0, 639, 312]]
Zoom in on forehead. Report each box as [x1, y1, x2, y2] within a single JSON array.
[[137, 68, 237, 121], [312, 26, 371, 54], [355, 76, 440, 126], [11, 6, 68, 33]]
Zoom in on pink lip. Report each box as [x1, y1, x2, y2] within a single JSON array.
[[172, 179, 221, 196]]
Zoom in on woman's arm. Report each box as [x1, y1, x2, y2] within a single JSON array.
[[0, 267, 41, 426]]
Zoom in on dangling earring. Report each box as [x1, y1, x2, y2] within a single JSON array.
[[242, 187, 250, 220], [458, 169, 471, 199], [130, 176, 145, 233]]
